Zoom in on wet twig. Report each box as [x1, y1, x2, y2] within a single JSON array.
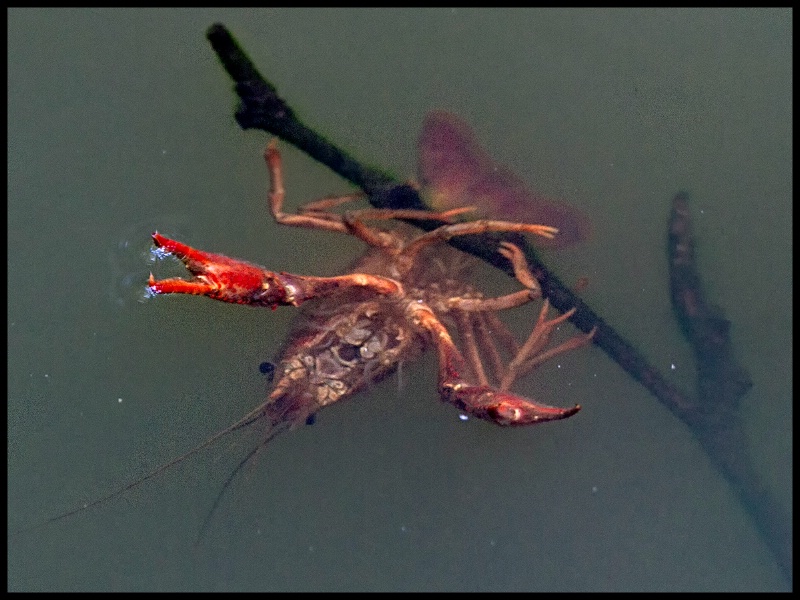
[[205, 24, 687, 412], [668, 193, 790, 585], [205, 23, 790, 586]]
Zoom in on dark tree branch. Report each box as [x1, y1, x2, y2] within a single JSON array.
[[668, 193, 790, 584], [205, 24, 688, 418], [205, 24, 789, 586]]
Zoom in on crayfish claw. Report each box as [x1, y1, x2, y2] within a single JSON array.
[[148, 271, 216, 297], [442, 382, 580, 426], [148, 233, 292, 307]]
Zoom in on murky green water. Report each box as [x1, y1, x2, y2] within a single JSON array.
[[8, 8, 791, 591]]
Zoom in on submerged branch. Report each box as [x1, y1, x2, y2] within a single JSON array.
[[205, 23, 789, 585], [205, 23, 686, 414], [668, 193, 790, 584]]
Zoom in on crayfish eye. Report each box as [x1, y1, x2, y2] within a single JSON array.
[[259, 361, 276, 382]]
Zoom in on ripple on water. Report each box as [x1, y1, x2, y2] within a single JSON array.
[[107, 215, 194, 308]]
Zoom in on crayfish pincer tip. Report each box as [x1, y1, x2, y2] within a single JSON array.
[[150, 232, 180, 254]]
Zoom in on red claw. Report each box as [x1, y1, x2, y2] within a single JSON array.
[[149, 232, 294, 308]]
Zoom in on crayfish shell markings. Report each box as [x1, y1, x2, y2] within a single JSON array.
[[275, 301, 422, 408]]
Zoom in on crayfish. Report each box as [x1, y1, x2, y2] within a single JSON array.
[[23, 140, 597, 530], [150, 141, 595, 438]]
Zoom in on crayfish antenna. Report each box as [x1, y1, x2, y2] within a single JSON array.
[[193, 422, 290, 546], [10, 401, 272, 538]]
